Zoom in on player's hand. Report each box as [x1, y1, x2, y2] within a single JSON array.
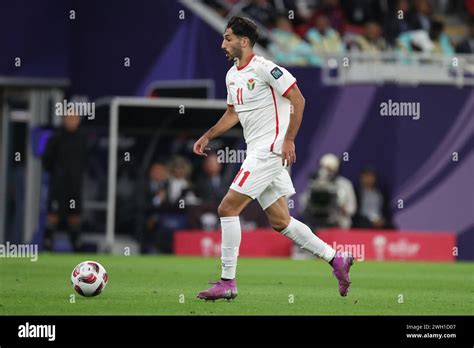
[[193, 135, 211, 157], [282, 139, 296, 166]]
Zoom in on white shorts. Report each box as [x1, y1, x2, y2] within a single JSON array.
[[229, 152, 296, 210]]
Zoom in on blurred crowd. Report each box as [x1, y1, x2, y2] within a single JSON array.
[[137, 152, 271, 253], [139, 154, 227, 253], [205, 0, 474, 65]]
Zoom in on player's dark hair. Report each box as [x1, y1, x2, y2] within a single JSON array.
[[226, 16, 259, 47]]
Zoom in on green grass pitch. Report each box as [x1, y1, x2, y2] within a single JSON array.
[[0, 254, 473, 315]]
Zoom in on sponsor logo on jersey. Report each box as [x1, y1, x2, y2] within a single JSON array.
[[247, 78, 255, 90], [270, 67, 283, 79]]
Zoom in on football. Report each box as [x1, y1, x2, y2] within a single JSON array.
[[71, 261, 108, 297]]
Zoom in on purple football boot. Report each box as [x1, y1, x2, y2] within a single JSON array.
[[331, 251, 354, 297], [197, 279, 238, 301]]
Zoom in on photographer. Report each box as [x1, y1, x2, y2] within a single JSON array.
[[301, 153, 357, 230]]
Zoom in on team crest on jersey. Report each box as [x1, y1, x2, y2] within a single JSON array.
[[247, 78, 255, 90]]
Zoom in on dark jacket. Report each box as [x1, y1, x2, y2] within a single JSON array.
[[42, 127, 87, 197], [456, 39, 474, 54], [354, 186, 395, 229], [194, 174, 227, 204]]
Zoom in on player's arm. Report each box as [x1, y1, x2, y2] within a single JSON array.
[[282, 84, 305, 165], [193, 106, 239, 157]]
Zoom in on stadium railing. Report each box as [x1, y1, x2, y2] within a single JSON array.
[[319, 52, 474, 86]]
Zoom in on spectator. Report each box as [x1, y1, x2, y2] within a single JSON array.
[[167, 156, 198, 205], [312, 0, 346, 34], [468, 0, 474, 17], [42, 114, 87, 252], [188, 153, 228, 230], [202, 0, 229, 17], [194, 152, 227, 203], [269, 15, 317, 65], [398, 20, 454, 55], [146, 162, 171, 215], [305, 14, 345, 65], [243, 0, 278, 27], [341, 0, 383, 26], [142, 158, 198, 253], [383, 0, 411, 46], [148, 162, 170, 212], [408, 0, 434, 32], [141, 161, 173, 254], [300, 153, 357, 229], [351, 21, 388, 52], [456, 17, 474, 53], [293, 0, 318, 21], [353, 168, 394, 229]]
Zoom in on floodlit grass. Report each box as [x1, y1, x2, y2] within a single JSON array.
[[0, 254, 473, 315]]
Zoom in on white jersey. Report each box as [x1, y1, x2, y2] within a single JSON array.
[[226, 54, 297, 156]]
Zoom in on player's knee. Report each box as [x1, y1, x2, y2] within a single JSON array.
[[217, 201, 234, 217], [217, 198, 244, 217], [269, 216, 290, 232]]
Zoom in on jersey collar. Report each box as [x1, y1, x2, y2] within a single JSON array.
[[237, 53, 255, 71]]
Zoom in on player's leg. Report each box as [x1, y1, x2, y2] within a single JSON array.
[[217, 188, 252, 279], [197, 189, 252, 300], [198, 155, 279, 300], [264, 197, 336, 261], [258, 169, 353, 296], [218, 155, 281, 282], [217, 188, 253, 217]]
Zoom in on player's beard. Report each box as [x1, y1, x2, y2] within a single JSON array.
[[226, 46, 242, 64]]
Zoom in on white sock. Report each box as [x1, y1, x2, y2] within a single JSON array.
[[220, 216, 241, 279], [280, 217, 336, 262]]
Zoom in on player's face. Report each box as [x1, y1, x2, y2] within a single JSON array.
[[221, 28, 243, 61]]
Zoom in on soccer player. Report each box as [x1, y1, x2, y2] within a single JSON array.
[[193, 16, 353, 300]]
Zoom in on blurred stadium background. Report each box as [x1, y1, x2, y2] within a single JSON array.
[[0, 0, 473, 265]]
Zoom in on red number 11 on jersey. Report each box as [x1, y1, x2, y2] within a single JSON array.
[[233, 168, 250, 187], [236, 88, 244, 105]]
